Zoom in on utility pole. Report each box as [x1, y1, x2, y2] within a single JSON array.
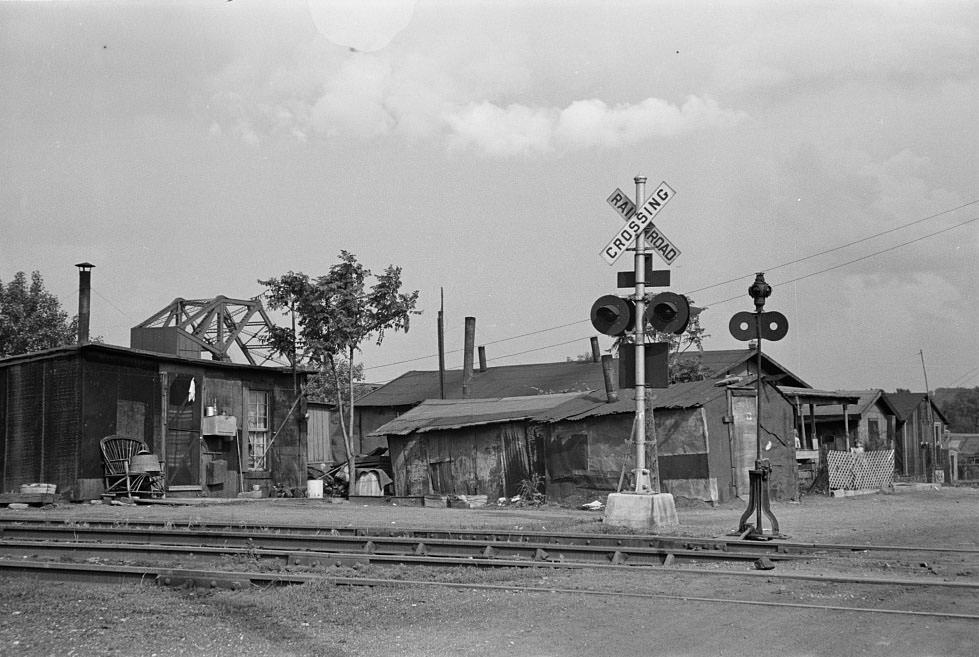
[[920, 349, 937, 482]]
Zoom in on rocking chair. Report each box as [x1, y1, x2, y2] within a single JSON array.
[[100, 435, 166, 498]]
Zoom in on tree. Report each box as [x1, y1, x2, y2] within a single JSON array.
[[260, 251, 420, 496], [303, 359, 374, 404], [938, 387, 979, 433], [0, 271, 78, 357], [611, 297, 710, 384]]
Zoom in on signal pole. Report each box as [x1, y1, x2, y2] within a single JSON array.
[[632, 176, 651, 493], [594, 173, 684, 529]]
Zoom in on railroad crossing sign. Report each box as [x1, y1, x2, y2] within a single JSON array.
[[602, 183, 680, 265]]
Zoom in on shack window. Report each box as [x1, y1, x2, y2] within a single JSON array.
[[247, 390, 269, 470]]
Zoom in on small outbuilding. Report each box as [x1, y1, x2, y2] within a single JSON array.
[[372, 377, 798, 505], [883, 390, 949, 478], [0, 343, 305, 499]]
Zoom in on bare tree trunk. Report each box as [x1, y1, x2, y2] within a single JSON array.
[[327, 354, 357, 497], [345, 345, 357, 497]]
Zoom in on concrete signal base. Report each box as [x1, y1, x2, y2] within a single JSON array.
[[603, 492, 678, 530]]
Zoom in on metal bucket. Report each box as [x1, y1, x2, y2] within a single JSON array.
[[129, 453, 161, 473], [307, 479, 324, 499]]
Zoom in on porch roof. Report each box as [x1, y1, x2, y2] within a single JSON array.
[[780, 388, 884, 417]]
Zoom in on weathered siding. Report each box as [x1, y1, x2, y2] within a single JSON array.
[[307, 404, 398, 467], [544, 415, 634, 501], [388, 423, 523, 498], [0, 346, 304, 499], [4, 362, 46, 489], [267, 382, 304, 489]]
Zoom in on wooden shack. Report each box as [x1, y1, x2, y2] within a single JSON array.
[[372, 378, 798, 505], [0, 343, 305, 499]]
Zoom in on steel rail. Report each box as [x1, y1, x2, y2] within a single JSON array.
[[1, 537, 976, 590], [1, 559, 976, 622], [3, 514, 977, 556], [0, 524, 809, 566]]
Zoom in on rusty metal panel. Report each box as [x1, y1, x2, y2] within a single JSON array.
[[401, 436, 429, 496], [656, 407, 708, 456], [499, 422, 531, 497]]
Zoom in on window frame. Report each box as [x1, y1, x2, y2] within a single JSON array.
[[246, 389, 270, 471]]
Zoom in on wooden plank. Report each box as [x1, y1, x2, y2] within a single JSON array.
[[0, 493, 57, 505]]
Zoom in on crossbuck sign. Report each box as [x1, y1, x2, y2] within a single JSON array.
[[601, 181, 678, 265]]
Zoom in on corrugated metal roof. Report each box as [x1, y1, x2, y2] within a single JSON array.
[[370, 393, 584, 435], [537, 378, 743, 422], [372, 378, 755, 435], [778, 387, 864, 407], [359, 349, 808, 408]]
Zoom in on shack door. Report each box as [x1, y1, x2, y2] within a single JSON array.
[[165, 374, 201, 488], [730, 393, 757, 498]]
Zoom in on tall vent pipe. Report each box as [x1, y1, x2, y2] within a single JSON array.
[[601, 354, 618, 403], [590, 337, 601, 362], [75, 262, 94, 345], [462, 316, 476, 398], [478, 345, 487, 372]]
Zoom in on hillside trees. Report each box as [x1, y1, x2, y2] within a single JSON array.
[[938, 387, 979, 433], [0, 270, 78, 357], [260, 251, 419, 495]]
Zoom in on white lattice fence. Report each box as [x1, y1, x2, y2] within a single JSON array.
[[827, 450, 894, 490]]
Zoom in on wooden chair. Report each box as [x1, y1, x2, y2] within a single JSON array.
[[100, 435, 166, 498]]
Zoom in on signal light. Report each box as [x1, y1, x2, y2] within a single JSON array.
[[590, 294, 635, 336], [646, 292, 690, 335], [729, 310, 789, 342]]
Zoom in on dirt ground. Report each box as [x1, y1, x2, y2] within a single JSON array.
[[1, 484, 977, 657]]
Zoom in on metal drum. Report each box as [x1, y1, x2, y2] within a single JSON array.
[[129, 453, 162, 473]]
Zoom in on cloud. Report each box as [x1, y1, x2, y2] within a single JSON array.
[[210, 40, 745, 156], [715, 5, 976, 95], [445, 95, 746, 157]]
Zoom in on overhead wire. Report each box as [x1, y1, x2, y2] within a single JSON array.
[[364, 200, 979, 376]]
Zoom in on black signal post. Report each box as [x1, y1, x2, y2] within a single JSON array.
[[728, 272, 789, 539]]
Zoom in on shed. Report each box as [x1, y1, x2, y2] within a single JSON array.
[[882, 391, 949, 478], [348, 348, 809, 447], [0, 343, 305, 499], [372, 377, 798, 505], [946, 433, 979, 482], [376, 393, 582, 499]]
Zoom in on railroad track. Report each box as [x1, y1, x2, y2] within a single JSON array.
[[2, 515, 978, 564], [0, 519, 811, 568], [3, 557, 978, 622], [2, 516, 977, 621]]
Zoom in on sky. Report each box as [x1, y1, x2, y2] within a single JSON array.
[[1, 0, 977, 392]]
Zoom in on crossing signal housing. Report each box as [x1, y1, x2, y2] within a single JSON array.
[[590, 294, 635, 337], [647, 292, 690, 335]]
